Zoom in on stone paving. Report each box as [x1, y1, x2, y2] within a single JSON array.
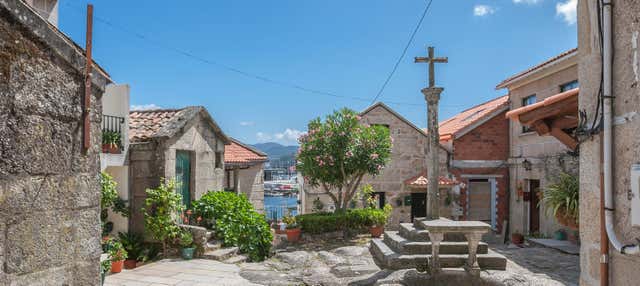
[[106, 237, 579, 286]]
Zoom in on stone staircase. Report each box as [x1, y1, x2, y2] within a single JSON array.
[[369, 218, 507, 271], [200, 230, 248, 264]]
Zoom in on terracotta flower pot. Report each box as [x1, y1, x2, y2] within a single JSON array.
[[369, 225, 384, 238], [111, 260, 124, 273], [286, 228, 301, 242], [555, 209, 579, 230], [511, 233, 524, 245], [123, 259, 137, 269], [108, 144, 121, 154], [102, 144, 110, 153]]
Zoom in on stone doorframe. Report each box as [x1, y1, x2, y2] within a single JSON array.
[[460, 174, 501, 230]]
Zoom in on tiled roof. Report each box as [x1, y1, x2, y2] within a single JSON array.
[[404, 172, 459, 187], [431, 95, 509, 141], [129, 106, 229, 143], [496, 48, 577, 89], [506, 88, 579, 120], [225, 138, 268, 165]]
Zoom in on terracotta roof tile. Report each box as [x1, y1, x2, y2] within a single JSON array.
[[506, 88, 579, 120], [431, 95, 509, 141], [404, 172, 459, 187], [496, 48, 577, 89], [129, 108, 185, 142], [225, 138, 268, 165]]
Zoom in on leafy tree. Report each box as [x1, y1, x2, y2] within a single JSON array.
[[297, 108, 392, 211], [142, 179, 183, 257]]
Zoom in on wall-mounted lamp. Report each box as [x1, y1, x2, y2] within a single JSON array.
[[522, 159, 532, 171]]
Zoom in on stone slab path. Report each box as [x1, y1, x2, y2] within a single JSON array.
[[104, 259, 260, 286], [527, 238, 580, 255], [491, 243, 580, 285]]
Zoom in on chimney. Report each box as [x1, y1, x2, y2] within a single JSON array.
[[24, 0, 59, 27]]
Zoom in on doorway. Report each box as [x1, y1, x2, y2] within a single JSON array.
[[467, 179, 492, 224], [528, 179, 541, 234], [411, 193, 426, 222], [176, 151, 192, 208]]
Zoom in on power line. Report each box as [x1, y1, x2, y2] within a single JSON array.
[[370, 0, 434, 105]]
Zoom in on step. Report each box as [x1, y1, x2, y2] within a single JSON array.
[[383, 231, 488, 255], [370, 239, 506, 271], [205, 240, 223, 251], [398, 224, 466, 242], [223, 255, 248, 264], [203, 246, 239, 261]]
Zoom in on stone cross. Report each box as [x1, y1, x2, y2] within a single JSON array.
[[416, 46, 447, 220], [414, 46, 448, 88]]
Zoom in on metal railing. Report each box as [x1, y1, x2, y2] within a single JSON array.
[[102, 115, 125, 151]]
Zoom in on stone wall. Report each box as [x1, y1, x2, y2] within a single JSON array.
[[0, 2, 106, 284], [303, 105, 451, 228], [236, 163, 265, 213], [578, 1, 640, 285]]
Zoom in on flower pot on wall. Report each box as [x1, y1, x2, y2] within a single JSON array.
[[286, 228, 301, 242], [369, 225, 384, 238], [123, 259, 137, 269], [111, 260, 124, 273]]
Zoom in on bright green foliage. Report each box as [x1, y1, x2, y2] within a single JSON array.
[[297, 206, 392, 234], [177, 230, 194, 248], [541, 172, 579, 223], [101, 172, 129, 236], [192, 191, 273, 261], [282, 215, 298, 229], [297, 108, 392, 211], [142, 179, 184, 257], [118, 232, 144, 261], [102, 130, 122, 147], [103, 237, 128, 261]]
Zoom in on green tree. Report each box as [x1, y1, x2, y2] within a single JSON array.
[[297, 108, 392, 211], [142, 179, 183, 257]]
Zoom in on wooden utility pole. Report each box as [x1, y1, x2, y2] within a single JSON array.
[[83, 4, 94, 153], [415, 46, 447, 220]]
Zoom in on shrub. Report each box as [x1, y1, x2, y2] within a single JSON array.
[[142, 179, 183, 257], [118, 232, 144, 261], [192, 191, 272, 261], [297, 207, 392, 234], [101, 172, 129, 236]]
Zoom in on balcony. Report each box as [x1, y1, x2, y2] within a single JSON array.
[[100, 84, 130, 170], [102, 115, 125, 154]]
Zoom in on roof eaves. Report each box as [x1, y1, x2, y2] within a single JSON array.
[[496, 48, 577, 90]]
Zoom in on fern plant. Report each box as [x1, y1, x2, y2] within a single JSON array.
[[540, 172, 579, 225]]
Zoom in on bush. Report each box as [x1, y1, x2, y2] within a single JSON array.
[[142, 179, 183, 257], [192, 191, 273, 261], [297, 206, 392, 234]]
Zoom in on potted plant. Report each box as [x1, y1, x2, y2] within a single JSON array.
[[178, 229, 196, 260], [540, 172, 579, 230], [511, 231, 524, 245], [106, 238, 128, 273], [100, 258, 111, 285], [283, 216, 301, 242], [102, 131, 122, 154], [368, 204, 392, 238], [118, 232, 143, 269]]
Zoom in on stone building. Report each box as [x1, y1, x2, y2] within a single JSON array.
[[303, 103, 455, 228], [578, 1, 640, 285], [497, 48, 580, 237], [437, 95, 511, 232], [128, 107, 229, 234], [0, 0, 111, 284], [224, 138, 268, 213]]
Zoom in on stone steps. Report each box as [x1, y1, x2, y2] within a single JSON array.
[[222, 254, 248, 264], [203, 246, 239, 261], [204, 240, 223, 252], [398, 223, 466, 242], [370, 238, 506, 271], [383, 231, 488, 255]]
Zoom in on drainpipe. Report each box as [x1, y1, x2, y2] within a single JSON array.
[[602, 0, 640, 255]]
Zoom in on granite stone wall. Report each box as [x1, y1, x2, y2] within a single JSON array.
[[0, 3, 105, 284]]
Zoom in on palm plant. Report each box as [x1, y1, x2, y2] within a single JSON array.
[[540, 172, 579, 227]]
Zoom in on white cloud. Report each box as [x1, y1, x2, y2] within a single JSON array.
[[240, 121, 255, 126], [473, 5, 495, 16], [256, 128, 305, 145], [513, 0, 542, 4], [556, 0, 577, 25], [131, 103, 162, 111]]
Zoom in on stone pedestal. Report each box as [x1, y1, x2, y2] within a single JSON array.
[[421, 87, 444, 220]]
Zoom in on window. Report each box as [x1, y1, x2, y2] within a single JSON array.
[[215, 151, 223, 169], [560, 80, 579, 92], [521, 95, 537, 133]]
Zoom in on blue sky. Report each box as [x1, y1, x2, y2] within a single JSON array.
[[59, 0, 577, 146]]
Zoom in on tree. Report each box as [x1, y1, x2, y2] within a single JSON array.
[[297, 108, 392, 211]]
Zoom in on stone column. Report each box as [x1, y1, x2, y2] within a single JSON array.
[[428, 231, 444, 274], [464, 232, 483, 276], [422, 87, 443, 220]]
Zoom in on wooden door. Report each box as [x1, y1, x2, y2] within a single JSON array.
[[411, 193, 427, 222], [467, 180, 492, 223], [529, 180, 541, 234], [176, 151, 191, 208]]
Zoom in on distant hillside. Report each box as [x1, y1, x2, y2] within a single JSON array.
[[251, 142, 298, 167]]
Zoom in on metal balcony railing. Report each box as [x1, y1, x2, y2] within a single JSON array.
[[102, 115, 125, 151]]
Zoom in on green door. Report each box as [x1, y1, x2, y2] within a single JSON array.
[[176, 151, 191, 208]]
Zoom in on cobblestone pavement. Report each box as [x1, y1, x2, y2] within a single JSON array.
[[104, 259, 260, 286], [491, 243, 580, 286]]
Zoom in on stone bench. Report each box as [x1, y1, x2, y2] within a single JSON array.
[[419, 219, 491, 276]]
